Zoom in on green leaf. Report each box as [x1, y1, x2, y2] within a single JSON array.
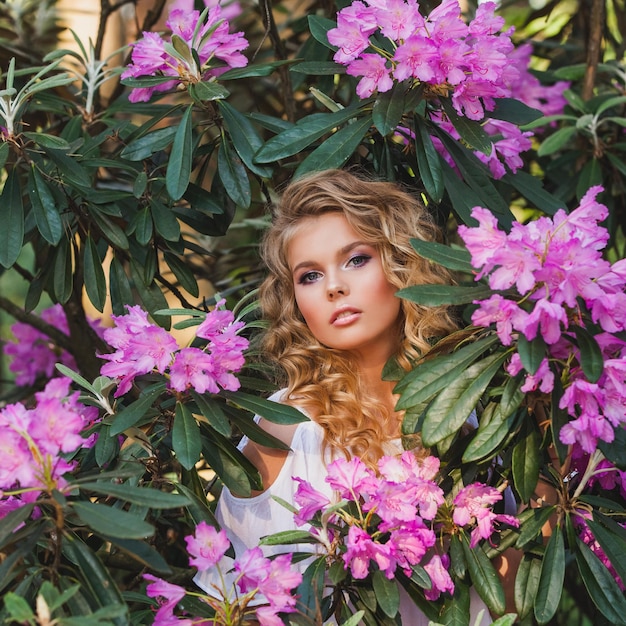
[[574, 536, 626, 622], [586, 516, 626, 591], [534, 529, 564, 624], [53, 237, 73, 303], [307, 15, 338, 50], [489, 98, 543, 125], [255, 107, 363, 163], [259, 529, 320, 546], [219, 60, 293, 80], [3, 593, 34, 622], [372, 570, 400, 618], [462, 402, 519, 463], [78, 482, 190, 508], [94, 423, 119, 467], [104, 536, 172, 574], [166, 105, 193, 200], [120, 126, 178, 160], [515, 506, 556, 548], [109, 256, 133, 315], [571, 326, 603, 382], [72, 501, 154, 539], [84, 235, 107, 312], [221, 391, 309, 425], [441, 161, 485, 226], [28, 166, 63, 244], [594, 94, 626, 117], [395, 334, 499, 407], [190, 80, 230, 102], [422, 352, 507, 446], [55, 363, 100, 395], [225, 407, 291, 451], [217, 100, 273, 177], [0, 169, 24, 268], [295, 114, 372, 176], [0, 142, 9, 169], [0, 504, 35, 549], [414, 116, 444, 203], [217, 134, 251, 208], [461, 538, 506, 616], [23, 132, 71, 150], [440, 98, 493, 154], [173, 401, 202, 470], [396, 283, 493, 306], [150, 199, 181, 242], [372, 85, 406, 136], [190, 392, 232, 437], [45, 148, 92, 189], [134, 205, 153, 245], [514, 554, 542, 620], [109, 383, 166, 435], [517, 334, 546, 375], [295, 556, 327, 622], [89, 207, 129, 250], [537, 126, 577, 157], [599, 425, 626, 469], [290, 60, 344, 74], [163, 252, 199, 297], [512, 425, 541, 502], [133, 171, 147, 198], [503, 170, 565, 215], [576, 158, 603, 199]]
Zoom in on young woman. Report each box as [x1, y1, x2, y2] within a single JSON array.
[[195, 169, 493, 624]]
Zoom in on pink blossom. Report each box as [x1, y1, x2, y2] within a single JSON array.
[[346, 53, 393, 98], [389, 521, 435, 574], [423, 554, 455, 600], [293, 477, 331, 525], [374, 0, 423, 41], [234, 546, 271, 593], [518, 298, 567, 344], [366, 480, 419, 524], [257, 553, 302, 610], [560, 413, 614, 454], [471, 295, 528, 346], [169, 347, 222, 394], [185, 521, 230, 571], [458, 207, 508, 276], [343, 525, 397, 579], [393, 35, 438, 82], [489, 237, 541, 294], [144, 574, 187, 623], [327, 4, 377, 64], [326, 456, 379, 499]]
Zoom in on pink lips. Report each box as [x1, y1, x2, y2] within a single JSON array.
[[330, 307, 361, 326]]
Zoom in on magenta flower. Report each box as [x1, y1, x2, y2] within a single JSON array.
[[471, 295, 528, 346], [343, 525, 397, 579], [346, 53, 393, 98], [389, 520, 435, 575], [185, 521, 230, 571], [326, 456, 379, 499], [423, 554, 455, 600], [169, 347, 223, 394], [144, 574, 188, 623], [234, 546, 271, 593], [293, 477, 331, 526]]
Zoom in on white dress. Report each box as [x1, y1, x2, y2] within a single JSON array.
[[194, 391, 492, 625]]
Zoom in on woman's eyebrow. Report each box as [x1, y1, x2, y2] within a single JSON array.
[[291, 241, 370, 275]]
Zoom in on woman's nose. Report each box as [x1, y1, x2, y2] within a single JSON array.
[[327, 281, 348, 299]]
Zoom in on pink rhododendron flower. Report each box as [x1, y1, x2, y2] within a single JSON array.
[[423, 554, 455, 600], [293, 477, 331, 526], [471, 295, 528, 346], [346, 53, 393, 98], [145, 574, 188, 623], [234, 546, 271, 593], [326, 456, 379, 499], [185, 521, 230, 571]]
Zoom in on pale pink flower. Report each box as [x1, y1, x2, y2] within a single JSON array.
[[144, 574, 187, 623], [389, 521, 435, 574], [423, 554, 455, 600], [257, 553, 302, 610], [326, 456, 379, 499], [185, 521, 230, 571], [293, 477, 331, 525], [471, 295, 528, 346], [234, 546, 271, 593], [346, 53, 393, 98], [458, 207, 508, 275], [518, 298, 567, 344]]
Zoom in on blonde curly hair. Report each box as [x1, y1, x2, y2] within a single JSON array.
[[259, 169, 458, 467]]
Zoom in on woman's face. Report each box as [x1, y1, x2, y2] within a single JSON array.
[[287, 212, 402, 363]]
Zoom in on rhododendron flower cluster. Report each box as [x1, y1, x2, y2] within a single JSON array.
[[99, 301, 248, 398], [5, 304, 103, 387], [327, 0, 515, 117], [122, 4, 248, 102], [145, 521, 302, 625], [459, 186, 626, 454], [293, 451, 517, 601], [0, 377, 98, 507]]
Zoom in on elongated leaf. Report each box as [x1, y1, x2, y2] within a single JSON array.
[[163, 251, 198, 297], [307, 15, 338, 49], [260, 530, 320, 546], [462, 403, 519, 462], [189, 391, 231, 437], [514, 554, 542, 620], [134, 205, 153, 245], [109, 256, 133, 315], [109, 384, 166, 435], [517, 334, 546, 375], [130, 259, 171, 328], [166, 105, 193, 200], [295, 556, 327, 622], [537, 126, 577, 156], [45, 148, 92, 189], [422, 352, 507, 446], [295, 115, 372, 176], [440, 581, 470, 626], [441, 161, 485, 226], [515, 506, 556, 548], [3, 594, 34, 622], [173, 401, 202, 470], [512, 425, 541, 502], [104, 536, 171, 574], [121, 126, 178, 160], [0, 142, 9, 169], [24, 132, 70, 150], [414, 116, 444, 202], [217, 134, 251, 208], [372, 85, 406, 137], [94, 423, 119, 467], [217, 100, 272, 177], [84, 235, 106, 312], [150, 198, 181, 242], [53, 237, 72, 303], [190, 80, 230, 102], [461, 538, 505, 616], [397, 283, 493, 306], [290, 60, 344, 74], [395, 334, 499, 405], [89, 207, 129, 250], [574, 536, 626, 622], [28, 166, 63, 244], [79, 482, 190, 508], [534, 529, 564, 624], [218, 59, 294, 80], [0, 504, 35, 549], [441, 98, 493, 154], [503, 170, 564, 215], [222, 391, 309, 424], [255, 107, 362, 163], [586, 516, 626, 589], [571, 326, 603, 383], [489, 98, 543, 125], [372, 570, 400, 618], [225, 407, 291, 450], [576, 158, 603, 199], [0, 169, 24, 268], [72, 501, 154, 539], [55, 363, 100, 395]]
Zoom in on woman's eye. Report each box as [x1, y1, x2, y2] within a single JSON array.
[[347, 254, 371, 268], [298, 271, 322, 284]]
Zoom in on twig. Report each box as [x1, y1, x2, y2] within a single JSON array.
[[582, 0, 605, 100]]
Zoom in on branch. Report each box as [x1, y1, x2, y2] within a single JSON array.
[[582, 0, 605, 101]]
